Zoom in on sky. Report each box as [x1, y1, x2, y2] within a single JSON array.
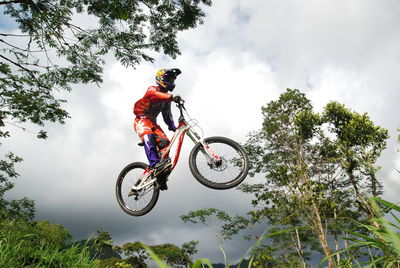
[[2, 0, 400, 264]]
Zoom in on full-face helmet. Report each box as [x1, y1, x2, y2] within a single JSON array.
[[155, 68, 181, 91]]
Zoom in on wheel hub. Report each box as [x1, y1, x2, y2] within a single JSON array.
[[211, 157, 227, 171]]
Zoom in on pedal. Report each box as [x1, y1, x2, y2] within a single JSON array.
[[154, 167, 171, 191], [155, 179, 168, 191], [153, 163, 172, 177]]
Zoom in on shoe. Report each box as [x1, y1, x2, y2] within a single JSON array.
[[156, 175, 168, 191], [152, 158, 171, 175]]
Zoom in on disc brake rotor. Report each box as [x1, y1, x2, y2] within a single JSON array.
[[212, 157, 227, 172]]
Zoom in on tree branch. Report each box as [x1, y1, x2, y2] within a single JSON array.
[[0, 33, 30, 37], [0, 0, 24, 5], [0, 54, 50, 89], [0, 38, 42, 52]]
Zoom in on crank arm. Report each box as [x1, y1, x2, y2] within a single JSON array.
[[130, 178, 157, 192], [129, 186, 155, 200]]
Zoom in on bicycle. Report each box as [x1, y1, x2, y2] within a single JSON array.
[[116, 99, 249, 216]]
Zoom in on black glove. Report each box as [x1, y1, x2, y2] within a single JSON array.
[[172, 94, 182, 103], [168, 124, 177, 132]]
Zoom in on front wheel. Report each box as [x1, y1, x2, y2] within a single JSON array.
[[189, 136, 249, 190], [116, 162, 159, 216]]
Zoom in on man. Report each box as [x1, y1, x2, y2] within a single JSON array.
[[133, 68, 182, 179]]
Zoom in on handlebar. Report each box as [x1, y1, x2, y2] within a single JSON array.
[[175, 98, 186, 110], [175, 99, 186, 121]]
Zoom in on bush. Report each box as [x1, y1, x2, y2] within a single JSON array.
[[0, 219, 97, 267]]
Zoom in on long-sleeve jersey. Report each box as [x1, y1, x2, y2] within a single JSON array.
[[133, 86, 174, 128]]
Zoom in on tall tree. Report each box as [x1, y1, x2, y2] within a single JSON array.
[[239, 89, 388, 267]]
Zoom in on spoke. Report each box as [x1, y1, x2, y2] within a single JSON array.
[[119, 166, 155, 213], [195, 141, 245, 184]]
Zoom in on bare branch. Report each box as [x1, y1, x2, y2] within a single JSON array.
[[0, 0, 24, 5], [0, 38, 43, 53], [0, 33, 30, 37]]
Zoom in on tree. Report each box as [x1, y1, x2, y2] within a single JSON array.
[[0, 149, 34, 220], [114, 240, 198, 268], [73, 229, 121, 261], [181, 208, 234, 266], [238, 89, 388, 267], [0, 0, 212, 219], [92, 229, 116, 259], [151, 241, 199, 267], [323, 101, 388, 216]]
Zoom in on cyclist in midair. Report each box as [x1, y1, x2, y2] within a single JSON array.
[[133, 69, 182, 182]]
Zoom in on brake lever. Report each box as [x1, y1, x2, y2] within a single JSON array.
[[176, 99, 186, 110]]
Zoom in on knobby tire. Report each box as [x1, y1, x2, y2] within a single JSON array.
[[116, 162, 159, 216], [189, 136, 249, 190]]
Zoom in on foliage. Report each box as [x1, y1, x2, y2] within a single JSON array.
[[181, 89, 388, 267], [0, 146, 35, 221], [0, 218, 198, 268], [321, 197, 400, 267], [114, 239, 199, 268], [0, 218, 95, 267], [181, 208, 237, 266], [96, 257, 134, 268], [151, 242, 199, 267], [143, 243, 213, 268], [114, 241, 148, 268], [181, 208, 237, 239], [239, 89, 388, 265], [92, 229, 115, 259], [73, 229, 121, 262]]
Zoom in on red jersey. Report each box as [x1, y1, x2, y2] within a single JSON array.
[[133, 86, 174, 127]]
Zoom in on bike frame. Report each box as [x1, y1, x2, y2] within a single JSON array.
[[131, 102, 220, 192], [161, 118, 219, 170]]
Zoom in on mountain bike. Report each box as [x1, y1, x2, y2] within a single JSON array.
[[116, 99, 249, 216]]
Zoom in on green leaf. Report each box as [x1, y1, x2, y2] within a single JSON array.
[[373, 197, 400, 213], [142, 244, 168, 268], [192, 258, 213, 268]]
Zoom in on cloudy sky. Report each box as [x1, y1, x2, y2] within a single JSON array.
[[2, 0, 400, 264]]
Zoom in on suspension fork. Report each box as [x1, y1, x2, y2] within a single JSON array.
[[185, 125, 221, 165]]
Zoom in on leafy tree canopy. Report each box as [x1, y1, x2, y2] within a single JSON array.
[[114, 239, 199, 268], [0, 0, 212, 138], [184, 89, 389, 267], [243, 88, 388, 266]]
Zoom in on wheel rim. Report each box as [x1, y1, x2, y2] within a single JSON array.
[[195, 141, 245, 185], [119, 167, 156, 213]]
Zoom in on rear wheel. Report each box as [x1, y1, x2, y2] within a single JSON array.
[[189, 136, 249, 190], [116, 162, 159, 216]]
